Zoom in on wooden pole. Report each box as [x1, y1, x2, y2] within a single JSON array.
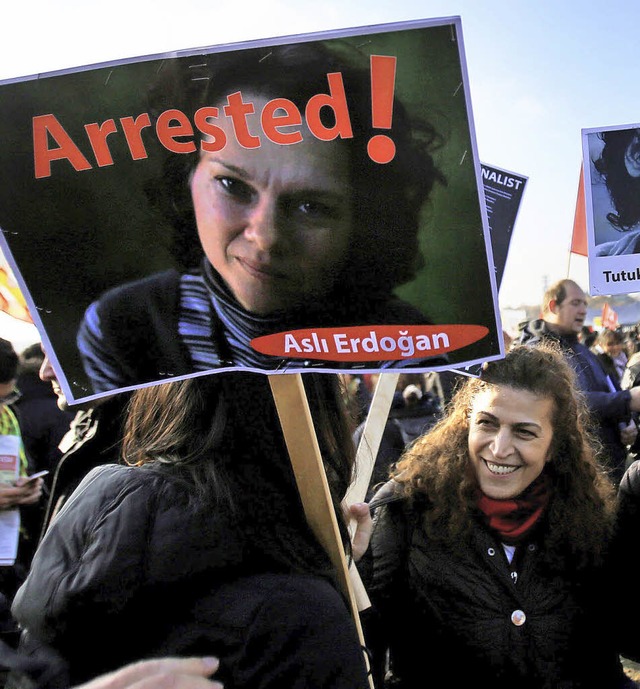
[[341, 372, 399, 613], [269, 373, 375, 688], [343, 372, 399, 507]]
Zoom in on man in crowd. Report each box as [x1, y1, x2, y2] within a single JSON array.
[[37, 348, 131, 537], [519, 278, 640, 484], [15, 344, 75, 483], [0, 338, 43, 604]]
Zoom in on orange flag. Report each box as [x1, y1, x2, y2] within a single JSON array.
[[0, 265, 32, 323], [601, 302, 619, 330], [570, 164, 588, 257]]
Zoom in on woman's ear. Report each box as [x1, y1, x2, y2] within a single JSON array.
[[624, 134, 640, 178]]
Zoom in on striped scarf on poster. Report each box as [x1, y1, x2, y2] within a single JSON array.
[[178, 261, 298, 371]]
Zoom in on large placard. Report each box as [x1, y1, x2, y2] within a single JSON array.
[[480, 162, 527, 290], [0, 17, 502, 403], [582, 122, 640, 295]]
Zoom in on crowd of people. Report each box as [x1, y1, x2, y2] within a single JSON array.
[[1, 47, 640, 683], [1, 290, 640, 686]]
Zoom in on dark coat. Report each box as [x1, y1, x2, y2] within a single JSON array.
[[519, 319, 631, 484], [608, 460, 640, 663], [362, 480, 627, 689], [12, 464, 368, 688], [38, 393, 130, 541], [76, 269, 190, 393]]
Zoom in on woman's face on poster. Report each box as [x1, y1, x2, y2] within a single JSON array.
[[190, 93, 354, 316]]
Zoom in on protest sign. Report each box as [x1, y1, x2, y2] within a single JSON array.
[[0, 17, 502, 404], [480, 162, 527, 289], [582, 122, 640, 295]]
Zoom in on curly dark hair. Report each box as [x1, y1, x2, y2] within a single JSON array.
[[594, 128, 640, 231], [145, 39, 446, 298], [391, 342, 616, 572]]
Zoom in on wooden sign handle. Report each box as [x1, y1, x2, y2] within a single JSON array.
[[269, 374, 375, 688], [344, 372, 399, 507], [343, 372, 399, 612]]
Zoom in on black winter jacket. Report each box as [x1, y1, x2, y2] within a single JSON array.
[[11, 464, 369, 688], [609, 460, 640, 664], [362, 480, 628, 689]]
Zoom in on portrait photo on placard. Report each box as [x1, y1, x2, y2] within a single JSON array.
[[583, 123, 640, 295]]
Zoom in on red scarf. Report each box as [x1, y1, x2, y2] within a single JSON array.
[[476, 474, 551, 545]]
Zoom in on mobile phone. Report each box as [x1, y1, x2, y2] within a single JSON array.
[[23, 470, 49, 484]]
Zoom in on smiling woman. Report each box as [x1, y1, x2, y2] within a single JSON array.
[[467, 385, 554, 501], [359, 342, 635, 689]]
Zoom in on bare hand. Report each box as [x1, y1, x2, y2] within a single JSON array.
[[73, 657, 223, 689], [620, 420, 638, 447], [628, 386, 640, 413], [0, 478, 43, 509], [346, 502, 373, 563]]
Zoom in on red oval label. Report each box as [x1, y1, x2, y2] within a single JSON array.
[[251, 324, 489, 362]]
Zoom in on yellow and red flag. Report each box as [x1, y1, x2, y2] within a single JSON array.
[[0, 263, 32, 323]]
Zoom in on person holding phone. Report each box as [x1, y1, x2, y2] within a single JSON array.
[[0, 338, 44, 603]]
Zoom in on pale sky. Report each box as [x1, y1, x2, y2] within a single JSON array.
[[1, 0, 638, 328]]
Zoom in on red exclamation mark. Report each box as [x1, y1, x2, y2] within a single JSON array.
[[367, 55, 397, 164]]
